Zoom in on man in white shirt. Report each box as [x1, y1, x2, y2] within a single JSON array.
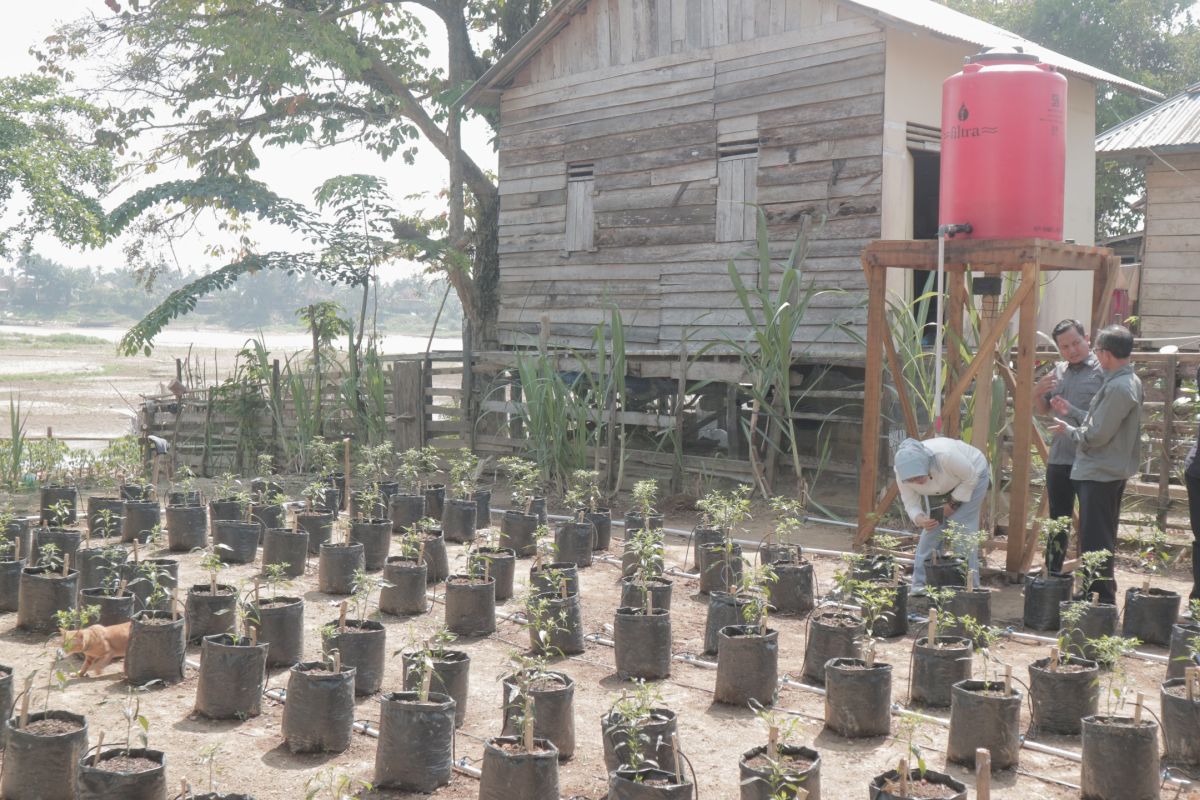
[[894, 436, 990, 594]]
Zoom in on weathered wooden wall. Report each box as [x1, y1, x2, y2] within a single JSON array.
[[1139, 152, 1200, 341], [495, 1, 883, 356]]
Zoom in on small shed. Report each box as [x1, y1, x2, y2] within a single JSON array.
[[1096, 82, 1200, 345], [465, 0, 1156, 357]]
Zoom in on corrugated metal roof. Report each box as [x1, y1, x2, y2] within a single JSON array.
[[463, 0, 1161, 108], [842, 0, 1160, 99], [1096, 83, 1200, 154]]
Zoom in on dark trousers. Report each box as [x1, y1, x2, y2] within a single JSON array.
[[1045, 463, 1077, 573], [1186, 471, 1200, 601], [1072, 478, 1126, 605]]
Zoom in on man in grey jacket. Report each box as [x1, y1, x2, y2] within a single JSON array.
[[1049, 325, 1143, 605], [1034, 319, 1103, 572]]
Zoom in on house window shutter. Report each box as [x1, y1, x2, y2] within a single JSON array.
[[566, 162, 594, 251], [717, 136, 759, 242]]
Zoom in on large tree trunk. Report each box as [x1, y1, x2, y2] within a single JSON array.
[[471, 189, 501, 349]]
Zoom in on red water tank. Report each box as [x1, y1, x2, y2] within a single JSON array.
[[938, 50, 1067, 240]]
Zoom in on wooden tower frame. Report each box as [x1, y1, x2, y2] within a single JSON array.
[[855, 238, 1120, 576]]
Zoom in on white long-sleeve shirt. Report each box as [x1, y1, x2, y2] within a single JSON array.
[[896, 437, 988, 523]]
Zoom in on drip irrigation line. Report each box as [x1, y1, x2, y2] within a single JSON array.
[[1003, 627, 1168, 664]]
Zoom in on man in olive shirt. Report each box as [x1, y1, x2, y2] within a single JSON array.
[[1035, 319, 1104, 572], [1049, 325, 1143, 605]]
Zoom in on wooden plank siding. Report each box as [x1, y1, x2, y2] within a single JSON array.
[[1138, 152, 1200, 340], [494, 1, 885, 355]]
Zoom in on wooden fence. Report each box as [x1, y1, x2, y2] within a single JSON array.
[[139, 345, 1199, 524]]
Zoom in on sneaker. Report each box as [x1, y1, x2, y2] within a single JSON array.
[[910, 587, 927, 598]]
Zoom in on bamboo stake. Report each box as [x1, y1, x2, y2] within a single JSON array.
[[767, 725, 778, 762], [13, 534, 19, 561], [1143, 578, 1151, 594], [171, 588, 179, 621], [898, 758, 909, 798], [1003, 664, 1012, 695], [339, 601, 348, 632], [62, 555, 70, 577], [927, 609, 937, 644], [1091, 592, 1099, 606], [118, 578, 127, 596], [1134, 692, 1144, 725], [209, 570, 217, 595], [333, 649, 342, 674], [671, 732, 683, 785], [18, 674, 33, 729], [1189, 667, 1198, 702], [523, 694, 535, 752], [93, 732, 105, 766], [647, 587, 654, 617], [248, 625, 257, 646], [1049, 647, 1059, 672], [253, 578, 261, 607], [132, 539, 139, 564], [976, 749, 991, 799], [560, 578, 568, 600], [420, 660, 432, 701]]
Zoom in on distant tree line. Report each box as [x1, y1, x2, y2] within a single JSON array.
[[1, 252, 462, 335]]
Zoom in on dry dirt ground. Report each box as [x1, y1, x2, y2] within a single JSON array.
[[1, 492, 1197, 800]]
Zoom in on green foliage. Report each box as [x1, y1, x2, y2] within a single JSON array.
[[713, 209, 861, 500], [627, 526, 664, 584], [37, 542, 63, 572], [605, 681, 666, 771], [0, 74, 112, 257], [524, 591, 568, 656], [500, 457, 542, 513], [564, 469, 602, 514], [1133, 525, 1177, 577], [55, 604, 99, 632], [696, 486, 752, 533], [738, 562, 776, 634], [349, 569, 388, 621], [448, 448, 479, 501], [1087, 635, 1141, 715], [959, 616, 1003, 684], [1076, 549, 1113, 599], [121, 689, 150, 754], [42, 0, 516, 346], [511, 349, 591, 494], [0, 394, 29, 489], [304, 768, 371, 800], [631, 480, 659, 519], [1039, 516, 1073, 573]]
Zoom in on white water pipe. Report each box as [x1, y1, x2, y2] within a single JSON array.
[[1003, 627, 1168, 665]]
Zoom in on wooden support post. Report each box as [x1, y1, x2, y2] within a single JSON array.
[[1158, 353, 1178, 527], [1007, 262, 1040, 576], [970, 282, 1000, 455], [1089, 255, 1120, 340], [946, 271, 967, 438], [976, 749, 991, 798], [858, 259, 887, 547]]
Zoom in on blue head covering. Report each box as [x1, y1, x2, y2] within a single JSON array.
[[894, 438, 934, 481]]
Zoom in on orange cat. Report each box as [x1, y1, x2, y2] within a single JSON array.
[[61, 621, 132, 677]]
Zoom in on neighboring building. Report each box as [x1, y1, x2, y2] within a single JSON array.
[[465, 0, 1155, 357], [1097, 82, 1200, 345]]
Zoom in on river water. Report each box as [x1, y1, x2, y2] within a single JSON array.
[[0, 323, 461, 354]]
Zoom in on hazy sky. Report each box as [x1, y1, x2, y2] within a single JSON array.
[[0, 2, 497, 280]]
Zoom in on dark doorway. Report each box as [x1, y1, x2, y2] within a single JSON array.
[[911, 149, 941, 340]]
